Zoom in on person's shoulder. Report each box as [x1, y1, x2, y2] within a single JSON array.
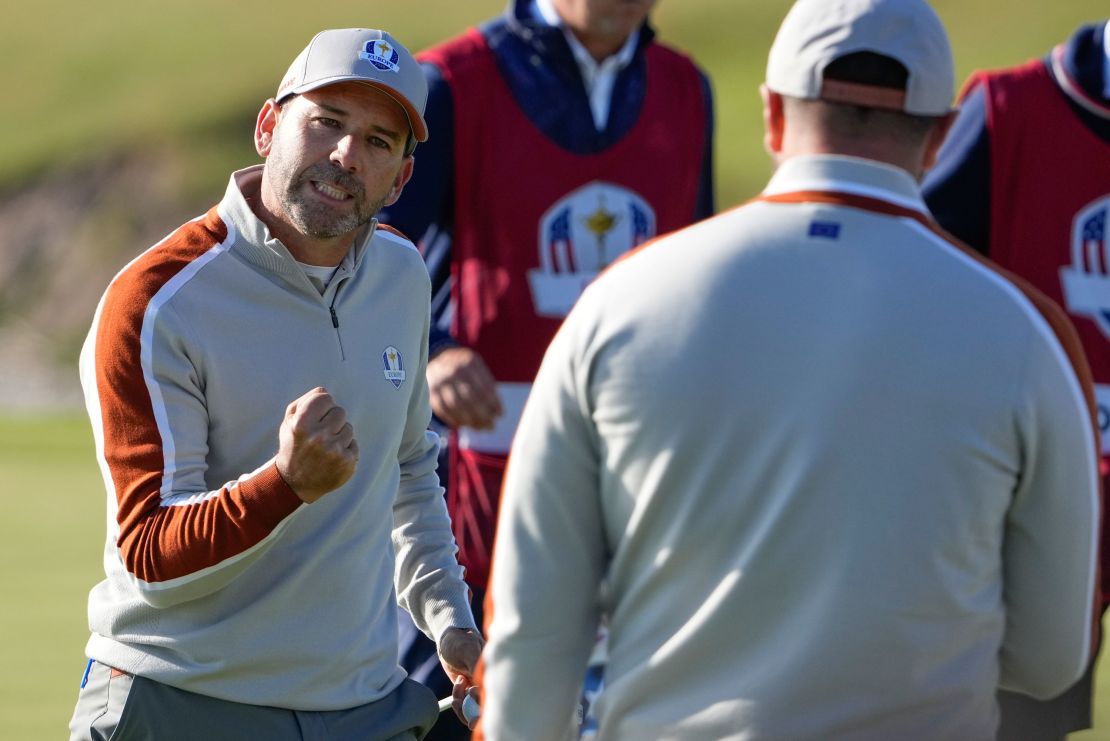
[[418, 18, 500, 73], [981, 56, 1046, 85], [124, 207, 229, 283], [605, 204, 751, 276], [920, 220, 1080, 337], [643, 37, 713, 100], [372, 224, 431, 295], [957, 55, 1049, 119], [645, 37, 706, 74], [373, 223, 418, 251], [372, 223, 426, 266]]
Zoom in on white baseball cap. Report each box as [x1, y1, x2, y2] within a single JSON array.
[[276, 28, 429, 142], [766, 0, 955, 117]]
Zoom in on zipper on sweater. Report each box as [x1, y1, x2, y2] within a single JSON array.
[[329, 298, 346, 360]]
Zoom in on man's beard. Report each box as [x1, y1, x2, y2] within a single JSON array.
[[277, 162, 389, 240]]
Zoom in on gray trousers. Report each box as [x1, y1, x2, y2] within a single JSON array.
[[69, 660, 440, 741], [996, 661, 1095, 741]]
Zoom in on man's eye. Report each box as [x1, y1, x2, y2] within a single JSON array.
[[315, 117, 341, 128], [369, 137, 392, 150]]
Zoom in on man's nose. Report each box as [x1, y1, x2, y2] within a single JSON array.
[[330, 135, 360, 172]]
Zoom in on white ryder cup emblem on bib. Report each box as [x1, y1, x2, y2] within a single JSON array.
[[1060, 194, 1110, 338], [360, 40, 400, 73], [382, 346, 406, 388], [528, 181, 655, 318]]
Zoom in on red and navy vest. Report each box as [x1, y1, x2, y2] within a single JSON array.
[[981, 52, 1110, 608], [983, 54, 1110, 445], [421, 30, 707, 587], [422, 28, 706, 381]]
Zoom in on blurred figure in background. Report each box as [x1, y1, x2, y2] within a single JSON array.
[[481, 0, 1102, 738], [379, 1, 714, 736], [923, 19, 1110, 740]]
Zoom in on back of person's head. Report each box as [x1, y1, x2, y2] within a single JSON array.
[[763, 0, 955, 165], [792, 52, 936, 142]]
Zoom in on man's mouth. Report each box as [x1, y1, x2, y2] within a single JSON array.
[[312, 181, 353, 201]]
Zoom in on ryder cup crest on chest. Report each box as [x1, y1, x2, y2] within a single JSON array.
[[382, 346, 406, 388], [1060, 194, 1110, 337], [528, 181, 656, 318]]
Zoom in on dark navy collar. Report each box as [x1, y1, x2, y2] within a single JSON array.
[[1048, 21, 1110, 113]]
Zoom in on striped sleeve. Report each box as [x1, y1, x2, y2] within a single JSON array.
[[80, 208, 303, 608], [919, 221, 1101, 698], [981, 254, 1099, 444], [988, 258, 1102, 696]]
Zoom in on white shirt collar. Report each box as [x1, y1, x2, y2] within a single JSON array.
[[533, 0, 562, 27], [533, 0, 640, 131], [297, 261, 340, 294], [763, 155, 928, 214]]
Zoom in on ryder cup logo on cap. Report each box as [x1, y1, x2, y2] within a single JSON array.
[[766, 0, 955, 116], [276, 28, 429, 142], [360, 39, 400, 73]]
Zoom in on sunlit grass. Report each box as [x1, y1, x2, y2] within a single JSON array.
[[4, 1, 1104, 207]]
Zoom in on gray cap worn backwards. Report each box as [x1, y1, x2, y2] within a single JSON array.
[[766, 0, 955, 117], [277, 28, 429, 142]]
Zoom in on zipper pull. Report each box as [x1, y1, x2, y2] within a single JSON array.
[[330, 306, 339, 329]]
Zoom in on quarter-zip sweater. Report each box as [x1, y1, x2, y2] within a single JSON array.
[[78, 165, 475, 710], [485, 156, 1100, 740]]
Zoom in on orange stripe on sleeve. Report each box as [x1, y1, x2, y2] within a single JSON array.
[[931, 224, 1105, 645], [925, 222, 1101, 452], [94, 208, 302, 584]]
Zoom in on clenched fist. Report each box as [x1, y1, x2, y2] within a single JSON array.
[[427, 346, 503, 430], [275, 387, 359, 503]]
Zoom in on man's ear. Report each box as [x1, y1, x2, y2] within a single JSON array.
[[761, 85, 785, 156], [383, 156, 416, 208], [255, 99, 281, 158]]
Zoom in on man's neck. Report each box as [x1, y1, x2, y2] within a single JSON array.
[[571, 31, 631, 64], [263, 213, 352, 267], [533, 0, 635, 63], [246, 178, 353, 267]]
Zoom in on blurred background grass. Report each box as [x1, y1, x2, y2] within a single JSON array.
[[3, 1, 1105, 207], [1, 1, 1107, 738]]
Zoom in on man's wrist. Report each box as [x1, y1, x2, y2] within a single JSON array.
[[428, 335, 460, 360], [440, 625, 481, 641]]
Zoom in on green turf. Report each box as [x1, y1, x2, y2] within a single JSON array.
[[4, 1, 1107, 207], [0, 415, 104, 738], [0, 0, 507, 188]]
